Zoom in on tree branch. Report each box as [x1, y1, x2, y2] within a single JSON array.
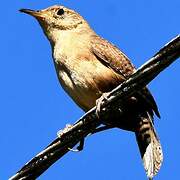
[[9, 35, 180, 180]]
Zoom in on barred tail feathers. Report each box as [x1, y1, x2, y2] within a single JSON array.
[[135, 112, 163, 179]]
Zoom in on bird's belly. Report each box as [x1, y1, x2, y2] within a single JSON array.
[[56, 60, 122, 112], [58, 68, 101, 111]]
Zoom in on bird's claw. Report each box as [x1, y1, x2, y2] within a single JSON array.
[[57, 124, 73, 138], [96, 92, 110, 118]]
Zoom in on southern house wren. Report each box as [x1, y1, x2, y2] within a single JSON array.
[[20, 5, 163, 179]]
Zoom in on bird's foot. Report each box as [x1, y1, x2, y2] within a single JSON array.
[[57, 124, 73, 137], [96, 92, 110, 118]]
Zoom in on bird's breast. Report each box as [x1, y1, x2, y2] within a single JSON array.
[[53, 44, 123, 111], [54, 56, 123, 111]]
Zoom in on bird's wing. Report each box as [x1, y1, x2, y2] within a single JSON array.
[[90, 35, 160, 118], [91, 35, 135, 78]]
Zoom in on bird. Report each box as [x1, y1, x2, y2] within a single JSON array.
[[20, 5, 163, 179]]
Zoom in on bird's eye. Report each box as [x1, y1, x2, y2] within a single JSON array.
[[57, 9, 64, 16]]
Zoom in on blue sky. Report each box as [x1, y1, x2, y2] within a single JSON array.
[[1, 0, 179, 179]]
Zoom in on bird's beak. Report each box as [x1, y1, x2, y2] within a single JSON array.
[[19, 9, 45, 20]]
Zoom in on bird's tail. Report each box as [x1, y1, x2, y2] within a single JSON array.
[[135, 112, 163, 179]]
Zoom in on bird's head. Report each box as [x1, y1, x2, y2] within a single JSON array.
[[20, 5, 91, 44]]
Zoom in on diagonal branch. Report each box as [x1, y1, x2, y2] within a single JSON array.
[[9, 35, 180, 180]]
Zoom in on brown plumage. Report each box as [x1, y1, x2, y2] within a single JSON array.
[[20, 5, 163, 179], [91, 35, 163, 178]]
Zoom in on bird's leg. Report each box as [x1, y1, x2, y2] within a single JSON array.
[[96, 92, 110, 118], [67, 139, 85, 152], [57, 92, 112, 152], [76, 138, 84, 151], [67, 125, 115, 152], [57, 124, 84, 152], [73, 125, 115, 152]]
